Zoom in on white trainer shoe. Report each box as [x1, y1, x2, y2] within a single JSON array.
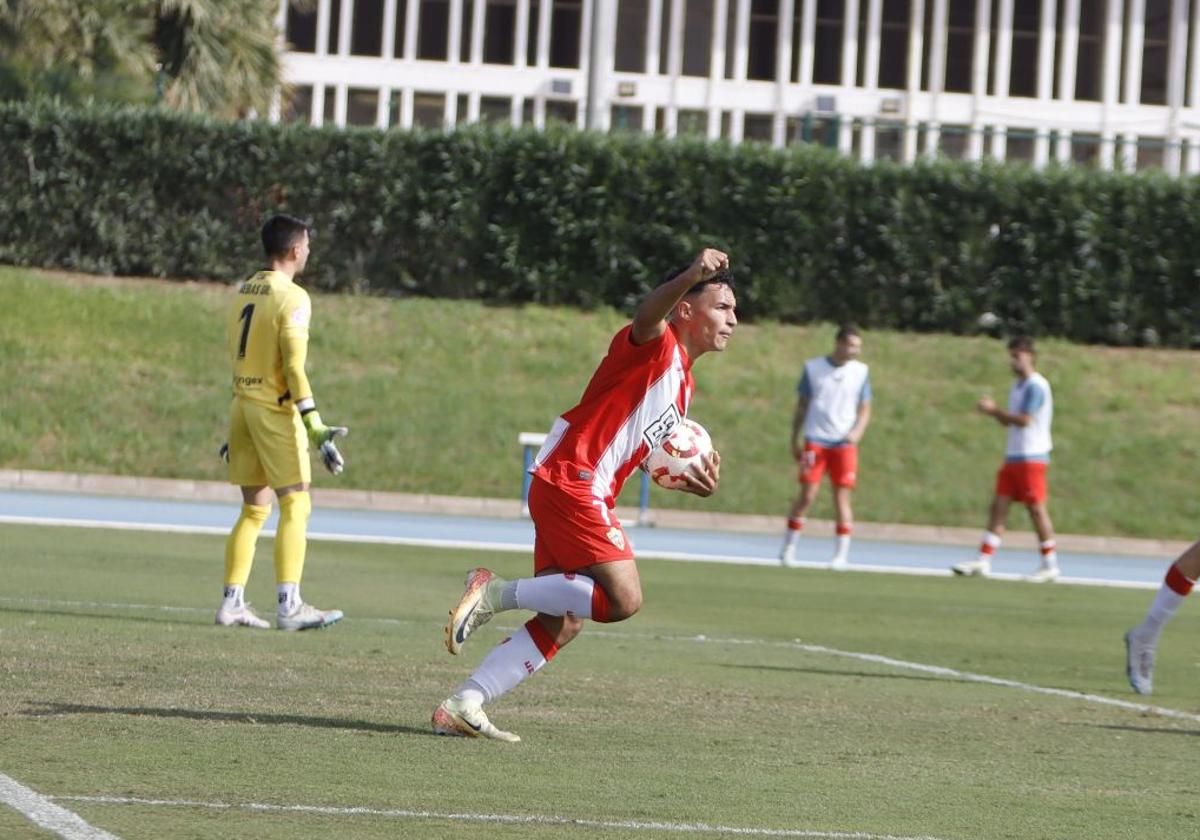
[[951, 558, 991, 577], [215, 603, 270, 629], [1124, 629, 1156, 695], [829, 555, 849, 571], [1027, 564, 1060, 583], [445, 568, 500, 655], [431, 696, 520, 742], [277, 602, 344, 631], [779, 544, 801, 568]]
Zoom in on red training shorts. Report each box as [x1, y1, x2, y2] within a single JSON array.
[[799, 442, 858, 489], [527, 475, 635, 574], [994, 460, 1048, 505]]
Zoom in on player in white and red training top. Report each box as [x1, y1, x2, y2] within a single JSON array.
[[431, 248, 736, 741]]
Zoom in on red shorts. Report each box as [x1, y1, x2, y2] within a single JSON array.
[[994, 460, 1048, 504], [799, 442, 858, 488], [527, 476, 635, 574]]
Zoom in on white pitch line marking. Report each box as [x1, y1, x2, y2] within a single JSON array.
[[0, 515, 1158, 589], [8, 591, 1197, 726], [0, 774, 122, 840], [52, 794, 952, 840]]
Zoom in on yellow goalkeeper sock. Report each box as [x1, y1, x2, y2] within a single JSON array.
[[274, 490, 312, 586], [223, 504, 271, 587]]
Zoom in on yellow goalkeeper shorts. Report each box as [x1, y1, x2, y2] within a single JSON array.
[[227, 397, 311, 489]]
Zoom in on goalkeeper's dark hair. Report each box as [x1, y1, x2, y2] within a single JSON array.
[[262, 214, 313, 259], [660, 263, 736, 296]]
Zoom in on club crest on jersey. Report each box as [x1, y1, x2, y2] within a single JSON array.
[[290, 305, 311, 327], [606, 527, 625, 550], [642, 404, 682, 451]]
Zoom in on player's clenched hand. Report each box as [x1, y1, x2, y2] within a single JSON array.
[[976, 395, 997, 415], [791, 440, 805, 461], [680, 451, 720, 497], [689, 248, 729, 283]]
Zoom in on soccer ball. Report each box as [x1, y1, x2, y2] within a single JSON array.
[[645, 419, 713, 490]]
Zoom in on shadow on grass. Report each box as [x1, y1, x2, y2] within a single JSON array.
[[1082, 722, 1200, 737], [720, 663, 945, 683], [23, 702, 436, 737]]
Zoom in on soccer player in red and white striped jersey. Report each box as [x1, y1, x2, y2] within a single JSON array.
[[431, 248, 736, 741]]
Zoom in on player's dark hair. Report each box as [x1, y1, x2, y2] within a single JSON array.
[[660, 264, 737, 295], [261, 214, 313, 259], [1007, 335, 1035, 353], [835, 323, 861, 342]]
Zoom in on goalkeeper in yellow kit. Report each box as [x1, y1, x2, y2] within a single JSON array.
[[216, 214, 347, 631]]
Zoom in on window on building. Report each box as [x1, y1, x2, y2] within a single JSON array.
[[323, 85, 338, 123], [938, 124, 969, 159], [281, 85, 314, 124], [351, 0, 385, 55], [546, 99, 578, 124], [527, 1, 540, 64], [413, 92, 446, 128], [1007, 0, 1038, 96], [721, 110, 733, 139], [1074, 0, 1104, 101], [522, 98, 535, 125], [1006, 128, 1036, 163], [813, 0, 844, 84], [485, 0, 518, 64], [346, 88, 379, 124], [1137, 137, 1166, 170], [328, 0, 343, 53], [678, 109, 707, 135], [747, 0, 779, 80], [393, 0, 409, 57], [550, 0, 582, 67], [418, 0, 450, 59], [878, 0, 910, 89], [744, 113, 774, 143], [874, 121, 904, 161], [457, 94, 470, 124], [480, 95, 512, 122], [682, 0, 714, 76], [462, 0, 474, 61], [611, 104, 645, 131], [615, 0, 648, 72], [286, 2, 317, 52], [1140, 0, 1171, 104], [944, 0, 974, 93], [1071, 133, 1102, 167], [725, 0, 737, 77]]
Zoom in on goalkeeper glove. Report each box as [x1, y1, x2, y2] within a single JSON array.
[[300, 408, 349, 475], [219, 442, 229, 464]]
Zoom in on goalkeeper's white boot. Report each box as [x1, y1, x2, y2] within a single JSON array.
[[445, 568, 501, 655], [1124, 629, 1156, 695], [431, 696, 520, 743], [215, 603, 270, 629], [951, 558, 991, 577], [277, 602, 344, 631]]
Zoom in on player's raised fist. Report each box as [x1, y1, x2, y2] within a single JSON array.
[[691, 248, 728, 281]]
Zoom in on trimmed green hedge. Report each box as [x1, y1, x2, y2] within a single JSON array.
[[4, 101, 1200, 344]]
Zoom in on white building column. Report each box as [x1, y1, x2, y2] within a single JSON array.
[[448, 0, 465, 64], [404, 0, 420, 59], [471, 0, 487, 64], [1053, 0, 1079, 162], [537, 0, 552, 68], [1099, 0, 1124, 169], [733, 0, 751, 82], [515, 0, 531, 67], [665, 0, 685, 136], [399, 88, 414, 128], [1187, 0, 1200, 171], [316, 0, 332, 57], [859, 0, 883, 161], [1165, 0, 1188, 174], [903, 0, 925, 163], [773, 0, 796, 147], [311, 83, 326, 125], [646, 0, 664, 75], [988, 0, 1013, 160], [923, 0, 948, 157], [797, 0, 817, 87], [968, 0, 992, 162], [444, 91, 458, 127], [376, 86, 391, 127], [1031, 0, 1055, 165], [837, 0, 862, 153], [707, 0, 729, 139], [1123, 0, 1146, 105], [333, 84, 348, 126], [382, 0, 399, 58], [337, 0, 353, 55]]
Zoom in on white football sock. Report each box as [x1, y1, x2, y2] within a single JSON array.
[[221, 585, 245, 609], [832, 535, 851, 561], [1138, 586, 1187, 643], [514, 575, 598, 617], [455, 625, 548, 704], [276, 582, 301, 615]]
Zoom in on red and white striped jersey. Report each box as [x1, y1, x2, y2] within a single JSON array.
[[531, 323, 694, 507]]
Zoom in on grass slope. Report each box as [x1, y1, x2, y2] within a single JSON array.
[[3, 265, 1200, 538], [1, 523, 1198, 839]]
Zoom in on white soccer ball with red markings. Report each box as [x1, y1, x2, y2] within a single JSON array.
[[645, 419, 713, 490]]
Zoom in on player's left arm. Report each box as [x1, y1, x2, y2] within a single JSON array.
[[846, 400, 872, 444], [280, 293, 349, 474], [630, 248, 728, 345]]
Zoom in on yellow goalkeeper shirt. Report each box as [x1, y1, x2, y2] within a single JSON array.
[[227, 270, 313, 413]]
